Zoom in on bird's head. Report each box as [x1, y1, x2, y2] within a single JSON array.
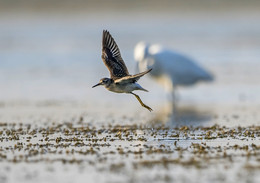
[[92, 78, 112, 88]]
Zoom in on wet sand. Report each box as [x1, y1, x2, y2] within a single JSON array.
[[0, 118, 259, 183], [0, 102, 259, 183]]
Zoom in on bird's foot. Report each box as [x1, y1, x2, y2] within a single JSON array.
[[131, 92, 153, 112], [142, 104, 153, 112]]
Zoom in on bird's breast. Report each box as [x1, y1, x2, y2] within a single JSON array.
[[105, 83, 137, 93], [105, 83, 126, 93]]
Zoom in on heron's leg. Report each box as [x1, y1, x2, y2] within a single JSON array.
[[172, 89, 176, 112], [171, 85, 178, 121], [130, 92, 153, 112]]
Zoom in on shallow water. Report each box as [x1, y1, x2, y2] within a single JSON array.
[[0, 2, 260, 183]]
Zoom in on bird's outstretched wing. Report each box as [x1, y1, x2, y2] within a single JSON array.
[[102, 30, 129, 80], [115, 69, 152, 84]]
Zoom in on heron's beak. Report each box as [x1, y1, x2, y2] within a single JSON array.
[[92, 83, 102, 88]]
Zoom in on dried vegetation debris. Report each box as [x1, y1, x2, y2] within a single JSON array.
[[0, 122, 259, 171]]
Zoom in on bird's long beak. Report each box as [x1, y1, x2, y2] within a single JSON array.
[[92, 83, 102, 88]]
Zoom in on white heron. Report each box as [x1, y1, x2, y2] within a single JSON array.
[[134, 42, 213, 110]]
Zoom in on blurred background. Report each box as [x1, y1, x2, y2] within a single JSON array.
[[0, 0, 260, 125]]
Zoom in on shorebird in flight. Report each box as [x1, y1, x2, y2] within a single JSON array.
[[92, 30, 152, 112]]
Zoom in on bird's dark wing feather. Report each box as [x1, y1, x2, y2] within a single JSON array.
[[115, 69, 152, 84], [102, 30, 129, 80]]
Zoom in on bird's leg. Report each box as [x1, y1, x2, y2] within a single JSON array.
[[170, 84, 178, 122], [172, 90, 176, 113], [130, 92, 153, 112], [171, 90, 177, 121]]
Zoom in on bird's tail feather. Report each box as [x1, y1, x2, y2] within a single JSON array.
[[140, 88, 149, 92], [135, 83, 149, 92]]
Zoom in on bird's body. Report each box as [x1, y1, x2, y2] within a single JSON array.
[[105, 81, 148, 93], [92, 31, 152, 111], [134, 42, 213, 93]]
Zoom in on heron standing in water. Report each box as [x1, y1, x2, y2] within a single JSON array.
[[134, 42, 213, 111]]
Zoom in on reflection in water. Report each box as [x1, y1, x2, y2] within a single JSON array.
[[150, 103, 213, 127], [169, 105, 212, 126]]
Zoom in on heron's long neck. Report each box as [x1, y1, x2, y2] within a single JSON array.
[[144, 46, 149, 59]]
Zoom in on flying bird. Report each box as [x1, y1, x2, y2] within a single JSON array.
[[92, 30, 152, 112]]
